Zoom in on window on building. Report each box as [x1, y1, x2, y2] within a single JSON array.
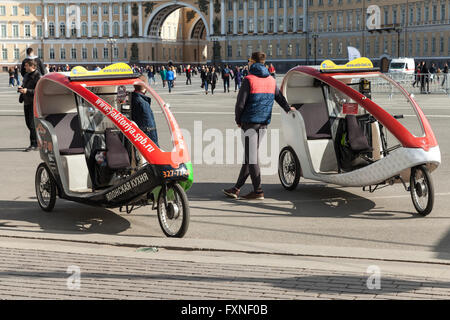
[[25, 25, 31, 38], [49, 48, 55, 60], [249, 17, 254, 32], [113, 22, 119, 36], [269, 17, 274, 32], [71, 22, 77, 37], [0, 24, 6, 38], [36, 6, 42, 16], [12, 6, 18, 16], [393, 8, 397, 24], [92, 5, 98, 15], [287, 43, 293, 56], [269, 0, 274, 9], [60, 48, 66, 60], [59, 5, 65, 17], [328, 40, 333, 55], [103, 4, 108, 15], [238, 18, 244, 33], [441, 4, 446, 21], [0, 6, 5, 16], [60, 23, 66, 37], [24, 6, 30, 16], [425, 5, 429, 23], [114, 5, 119, 15], [227, 45, 232, 57], [247, 44, 253, 57], [114, 47, 119, 59], [104, 47, 109, 59], [82, 47, 87, 60], [228, 19, 233, 33], [289, 17, 294, 31], [228, 0, 233, 11], [49, 23, 55, 37], [277, 43, 282, 56], [279, 16, 284, 31], [296, 43, 300, 56], [416, 39, 421, 56], [48, 5, 54, 16], [37, 25, 43, 38], [237, 45, 242, 57], [124, 4, 128, 15], [81, 5, 87, 16], [424, 38, 428, 55], [103, 22, 109, 37], [13, 24, 19, 38], [82, 23, 88, 37], [124, 22, 128, 35], [93, 47, 98, 59], [440, 36, 444, 54], [2, 48, 8, 60], [267, 43, 273, 56], [14, 48, 20, 60], [431, 36, 436, 54]]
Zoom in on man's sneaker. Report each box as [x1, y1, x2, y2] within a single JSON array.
[[240, 191, 264, 200], [223, 187, 239, 199]]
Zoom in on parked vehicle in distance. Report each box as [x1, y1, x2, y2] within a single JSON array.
[[388, 58, 415, 75]]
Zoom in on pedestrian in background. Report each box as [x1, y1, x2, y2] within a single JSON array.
[[442, 63, 448, 87], [147, 66, 156, 85], [222, 65, 232, 93], [21, 47, 47, 77], [268, 63, 276, 78], [222, 52, 295, 200], [166, 66, 175, 93], [234, 67, 243, 92], [8, 68, 15, 87], [420, 61, 430, 94], [209, 67, 218, 95], [14, 65, 20, 86], [412, 63, 421, 88], [186, 64, 192, 85], [18, 59, 41, 152], [160, 66, 167, 88]]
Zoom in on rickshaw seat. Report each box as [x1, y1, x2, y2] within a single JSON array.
[[105, 128, 130, 170], [45, 113, 84, 155], [345, 115, 372, 153], [292, 103, 332, 140]]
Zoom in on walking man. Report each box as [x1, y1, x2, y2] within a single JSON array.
[[442, 63, 448, 87], [223, 52, 295, 200], [18, 59, 41, 152], [21, 47, 46, 77], [222, 65, 232, 92]]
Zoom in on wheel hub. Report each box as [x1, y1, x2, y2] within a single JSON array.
[[166, 203, 180, 219], [415, 181, 427, 198]]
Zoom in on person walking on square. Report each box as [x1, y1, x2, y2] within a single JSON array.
[[222, 65, 232, 93], [222, 52, 295, 200], [233, 67, 243, 92], [18, 59, 41, 152], [8, 68, 15, 87], [160, 66, 167, 88], [14, 65, 21, 86], [166, 67, 175, 93], [442, 63, 448, 87], [209, 66, 218, 95], [186, 64, 192, 85]]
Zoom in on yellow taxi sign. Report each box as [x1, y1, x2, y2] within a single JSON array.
[[70, 63, 134, 78], [320, 57, 374, 71]]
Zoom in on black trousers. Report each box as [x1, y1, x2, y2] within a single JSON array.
[[24, 104, 37, 147], [223, 77, 230, 92], [234, 123, 267, 193]]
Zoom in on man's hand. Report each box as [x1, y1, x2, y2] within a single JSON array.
[[289, 106, 296, 112], [18, 87, 27, 94], [237, 123, 241, 128]]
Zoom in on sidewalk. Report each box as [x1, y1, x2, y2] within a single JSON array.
[[0, 236, 449, 300]]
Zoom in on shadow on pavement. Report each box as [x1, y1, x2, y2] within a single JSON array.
[[0, 147, 27, 152], [0, 200, 130, 235], [187, 182, 419, 220], [434, 227, 450, 260]]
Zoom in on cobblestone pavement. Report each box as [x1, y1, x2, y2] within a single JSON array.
[[0, 246, 449, 300]]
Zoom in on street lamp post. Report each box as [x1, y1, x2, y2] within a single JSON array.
[[107, 38, 117, 64], [312, 34, 319, 65]]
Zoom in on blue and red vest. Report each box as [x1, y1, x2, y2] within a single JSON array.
[[240, 64, 276, 124]]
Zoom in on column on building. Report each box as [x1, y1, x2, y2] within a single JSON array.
[[88, 3, 92, 37], [303, 0, 307, 32], [119, 3, 123, 37], [76, 4, 81, 38], [264, 0, 268, 34], [244, 0, 248, 34], [128, 3, 132, 37], [138, 2, 143, 37], [233, 0, 238, 34], [274, 0, 278, 33], [210, 0, 215, 35], [283, 0, 287, 33], [254, 0, 258, 34], [66, 4, 70, 38], [99, 3, 103, 38], [109, 2, 113, 37], [44, 4, 48, 38], [221, 0, 226, 35], [55, 5, 59, 38], [293, 0, 297, 32]]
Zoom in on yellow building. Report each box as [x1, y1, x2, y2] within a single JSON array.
[[1, 0, 449, 71]]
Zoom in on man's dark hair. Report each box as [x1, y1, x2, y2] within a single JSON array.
[[26, 47, 34, 56], [251, 52, 266, 64], [24, 58, 37, 68]]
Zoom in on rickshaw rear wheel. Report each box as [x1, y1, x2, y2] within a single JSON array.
[[157, 183, 190, 238], [278, 146, 301, 191], [35, 163, 56, 212], [410, 165, 434, 216]]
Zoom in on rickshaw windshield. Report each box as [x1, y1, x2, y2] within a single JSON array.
[[78, 84, 175, 152], [332, 73, 425, 138]]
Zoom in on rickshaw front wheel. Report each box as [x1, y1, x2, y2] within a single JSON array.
[[35, 163, 56, 212], [410, 165, 434, 216], [278, 146, 301, 191], [157, 183, 190, 238]]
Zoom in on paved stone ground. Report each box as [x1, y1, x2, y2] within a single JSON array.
[[0, 246, 449, 300]]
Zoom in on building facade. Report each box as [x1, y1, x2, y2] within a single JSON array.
[[1, 0, 449, 71]]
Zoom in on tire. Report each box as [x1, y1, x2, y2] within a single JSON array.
[[278, 146, 301, 191], [410, 165, 434, 216], [35, 163, 56, 212], [157, 183, 190, 238]]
